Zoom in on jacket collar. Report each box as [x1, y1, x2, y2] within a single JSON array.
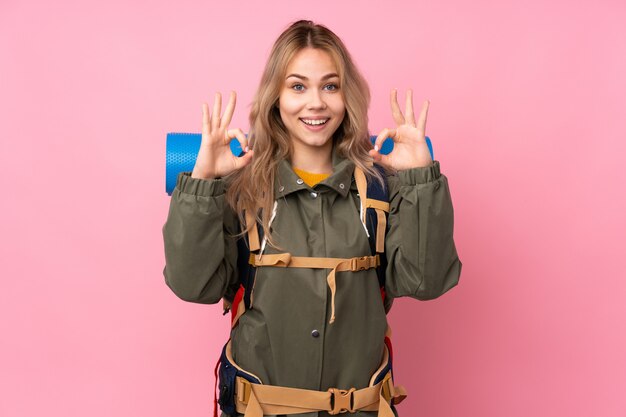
[[274, 147, 355, 199]]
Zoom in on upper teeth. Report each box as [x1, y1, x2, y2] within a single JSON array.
[[302, 119, 328, 125]]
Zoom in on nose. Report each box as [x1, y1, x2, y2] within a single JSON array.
[[307, 89, 327, 110]]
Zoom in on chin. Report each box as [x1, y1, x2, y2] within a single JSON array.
[[300, 136, 334, 148]]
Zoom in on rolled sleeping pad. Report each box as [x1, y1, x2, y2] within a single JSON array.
[[165, 133, 433, 195]]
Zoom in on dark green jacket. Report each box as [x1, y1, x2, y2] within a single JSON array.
[[162, 150, 462, 417]]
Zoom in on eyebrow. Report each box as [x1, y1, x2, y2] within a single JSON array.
[[286, 73, 339, 81]]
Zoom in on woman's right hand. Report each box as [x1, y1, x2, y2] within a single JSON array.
[[191, 91, 254, 179]]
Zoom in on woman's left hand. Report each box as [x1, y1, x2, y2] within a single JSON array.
[[369, 89, 433, 170]]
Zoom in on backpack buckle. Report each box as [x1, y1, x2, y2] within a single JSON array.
[[328, 387, 356, 414], [236, 377, 252, 404], [350, 256, 379, 271]]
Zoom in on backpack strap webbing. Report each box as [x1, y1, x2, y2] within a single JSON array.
[[249, 253, 380, 324], [355, 165, 390, 254], [367, 201, 388, 253], [244, 210, 260, 252], [232, 350, 406, 417], [361, 164, 390, 301]]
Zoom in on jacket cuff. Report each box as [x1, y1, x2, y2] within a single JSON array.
[[175, 171, 225, 197], [398, 160, 441, 185]]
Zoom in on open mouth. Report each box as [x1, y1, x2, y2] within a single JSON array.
[[300, 118, 329, 126]]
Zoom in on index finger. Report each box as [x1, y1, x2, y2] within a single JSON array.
[[220, 91, 237, 129], [373, 127, 398, 152]]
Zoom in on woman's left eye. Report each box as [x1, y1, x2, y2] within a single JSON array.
[[324, 84, 338, 91]]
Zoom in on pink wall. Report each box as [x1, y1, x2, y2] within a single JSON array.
[[1, 0, 625, 416]]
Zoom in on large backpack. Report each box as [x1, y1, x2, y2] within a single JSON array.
[[214, 164, 398, 417]]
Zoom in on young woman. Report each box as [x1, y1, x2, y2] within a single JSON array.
[[162, 20, 462, 417]]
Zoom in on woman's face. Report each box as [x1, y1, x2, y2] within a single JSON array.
[[278, 48, 346, 154]]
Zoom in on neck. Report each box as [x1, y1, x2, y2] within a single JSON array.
[[290, 141, 334, 173]]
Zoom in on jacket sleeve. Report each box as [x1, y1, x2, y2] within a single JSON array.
[[384, 160, 462, 300], [162, 171, 240, 304]]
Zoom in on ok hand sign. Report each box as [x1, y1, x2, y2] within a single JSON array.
[[192, 91, 254, 179], [369, 89, 433, 170]]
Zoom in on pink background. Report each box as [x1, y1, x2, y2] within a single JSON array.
[[1, 0, 625, 416]]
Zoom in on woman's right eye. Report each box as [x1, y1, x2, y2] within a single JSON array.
[[291, 84, 305, 91]]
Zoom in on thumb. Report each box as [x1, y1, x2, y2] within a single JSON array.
[[369, 149, 392, 169], [234, 149, 254, 169]]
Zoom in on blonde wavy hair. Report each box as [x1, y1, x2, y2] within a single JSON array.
[[225, 20, 383, 247]]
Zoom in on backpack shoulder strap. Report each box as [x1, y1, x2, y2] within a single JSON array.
[[233, 210, 263, 319], [354, 164, 390, 289], [367, 164, 392, 312], [244, 210, 261, 252], [364, 164, 390, 253]]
